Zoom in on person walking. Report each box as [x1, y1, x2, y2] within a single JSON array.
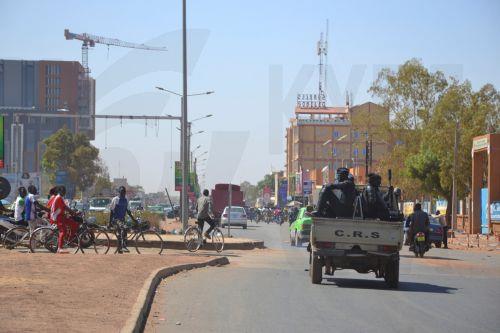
[[436, 210, 449, 249], [196, 189, 216, 239]]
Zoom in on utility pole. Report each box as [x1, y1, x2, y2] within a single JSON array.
[[228, 183, 232, 237], [451, 120, 460, 232], [181, 0, 189, 232]]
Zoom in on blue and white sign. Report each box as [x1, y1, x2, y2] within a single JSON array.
[[491, 202, 500, 221], [303, 180, 313, 195]]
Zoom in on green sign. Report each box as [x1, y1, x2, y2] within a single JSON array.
[[174, 161, 182, 191], [0, 117, 4, 168]]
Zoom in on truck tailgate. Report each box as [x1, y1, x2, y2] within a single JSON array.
[[312, 217, 403, 248]]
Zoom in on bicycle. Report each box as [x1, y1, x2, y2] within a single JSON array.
[[110, 219, 164, 254], [2, 218, 49, 250], [184, 222, 224, 253], [30, 216, 111, 254]]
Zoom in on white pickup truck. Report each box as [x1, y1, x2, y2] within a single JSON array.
[[309, 217, 403, 288]]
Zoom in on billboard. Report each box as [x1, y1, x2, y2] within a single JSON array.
[[174, 161, 182, 191], [0, 116, 4, 168], [2, 173, 41, 203]]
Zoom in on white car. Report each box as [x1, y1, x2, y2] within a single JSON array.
[[220, 206, 247, 229], [89, 197, 111, 212]]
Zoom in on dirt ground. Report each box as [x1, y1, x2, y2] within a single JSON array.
[[0, 249, 220, 333]]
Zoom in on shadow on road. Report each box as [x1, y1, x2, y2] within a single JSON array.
[[400, 254, 461, 261], [169, 252, 241, 258], [325, 277, 458, 293]]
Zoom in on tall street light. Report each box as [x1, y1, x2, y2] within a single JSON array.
[[155, 85, 214, 231]]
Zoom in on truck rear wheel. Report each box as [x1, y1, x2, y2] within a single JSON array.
[[311, 255, 322, 284], [384, 259, 399, 289]]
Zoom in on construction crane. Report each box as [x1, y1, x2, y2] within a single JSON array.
[[64, 29, 167, 75]]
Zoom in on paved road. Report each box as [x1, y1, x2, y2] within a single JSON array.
[[146, 221, 500, 333]]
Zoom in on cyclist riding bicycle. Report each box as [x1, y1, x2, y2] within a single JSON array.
[[109, 186, 138, 253], [196, 189, 216, 239]]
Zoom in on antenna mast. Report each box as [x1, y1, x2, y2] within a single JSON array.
[[317, 20, 329, 107]]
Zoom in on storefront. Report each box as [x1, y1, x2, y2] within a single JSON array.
[[471, 134, 500, 234]]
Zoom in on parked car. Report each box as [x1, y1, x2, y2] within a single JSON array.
[[220, 206, 247, 229], [403, 216, 443, 248], [289, 207, 312, 246], [89, 197, 111, 212]]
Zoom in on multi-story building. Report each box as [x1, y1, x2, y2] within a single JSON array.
[[0, 59, 95, 173], [285, 101, 390, 194]]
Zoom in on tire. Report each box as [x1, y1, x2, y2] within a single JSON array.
[[88, 229, 111, 254], [311, 255, 322, 284], [184, 226, 202, 252], [384, 259, 400, 289], [211, 227, 224, 253], [295, 232, 302, 247], [243, 225, 247, 230], [77, 229, 94, 253], [435, 242, 442, 248], [3, 227, 29, 250], [134, 230, 164, 254], [29, 227, 57, 253]]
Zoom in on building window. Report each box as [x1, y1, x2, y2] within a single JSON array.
[[333, 147, 337, 156], [362, 148, 366, 156], [353, 131, 359, 139], [353, 148, 359, 157], [334, 130, 339, 138]]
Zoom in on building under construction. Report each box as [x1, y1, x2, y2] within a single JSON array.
[[0, 59, 95, 173]]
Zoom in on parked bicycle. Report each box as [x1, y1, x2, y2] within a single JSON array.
[[2, 217, 49, 250], [109, 218, 164, 254], [184, 223, 224, 253], [29, 215, 111, 254]]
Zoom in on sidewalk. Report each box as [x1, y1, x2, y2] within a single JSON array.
[[0, 250, 228, 333], [447, 232, 500, 252]]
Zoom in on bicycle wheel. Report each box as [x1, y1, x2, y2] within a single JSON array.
[[184, 226, 202, 252], [134, 230, 164, 254], [3, 227, 30, 250], [30, 227, 57, 253], [211, 227, 225, 253], [89, 229, 111, 254]]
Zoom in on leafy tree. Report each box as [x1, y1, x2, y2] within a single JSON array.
[[42, 128, 100, 193], [240, 181, 258, 205], [93, 159, 112, 196], [370, 59, 499, 217], [257, 174, 275, 192]]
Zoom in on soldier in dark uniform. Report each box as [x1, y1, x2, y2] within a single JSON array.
[[362, 173, 390, 220], [314, 167, 356, 218]]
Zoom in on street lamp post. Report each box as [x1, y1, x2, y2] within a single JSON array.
[[156, 85, 213, 231]]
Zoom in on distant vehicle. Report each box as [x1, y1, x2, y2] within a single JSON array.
[[289, 207, 312, 246], [129, 200, 143, 211], [220, 206, 247, 229], [211, 184, 244, 222], [89, 197, 111, 212]]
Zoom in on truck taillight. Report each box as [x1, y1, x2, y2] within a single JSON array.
[[316, 241, 335, 249], [378, 245, 397, 252]]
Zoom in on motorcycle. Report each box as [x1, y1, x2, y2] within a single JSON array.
[[413, 231, 428, 258]]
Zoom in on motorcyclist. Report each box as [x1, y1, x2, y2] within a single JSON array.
[[407, 203, 430, 250], [314, 167, 356, 218], [362, 173, 390, 220]]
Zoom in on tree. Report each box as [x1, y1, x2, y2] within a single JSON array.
[[257, 174, 275, 191], [42, 128, 101, 193], [370, 59, 499, 216], [240, 181, 258, 206], [93, 159, 112, 196]]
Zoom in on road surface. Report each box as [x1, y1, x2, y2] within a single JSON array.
[[146, 221, 500, 333]]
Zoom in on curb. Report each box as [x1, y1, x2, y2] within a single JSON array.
[[108, 239, 265, 251], [121, 256, 230, 333]]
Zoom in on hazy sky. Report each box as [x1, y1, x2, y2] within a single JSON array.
[[1, 0, 499, 193]]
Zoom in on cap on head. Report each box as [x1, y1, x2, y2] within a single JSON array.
[[203, 189, 209, 196]]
